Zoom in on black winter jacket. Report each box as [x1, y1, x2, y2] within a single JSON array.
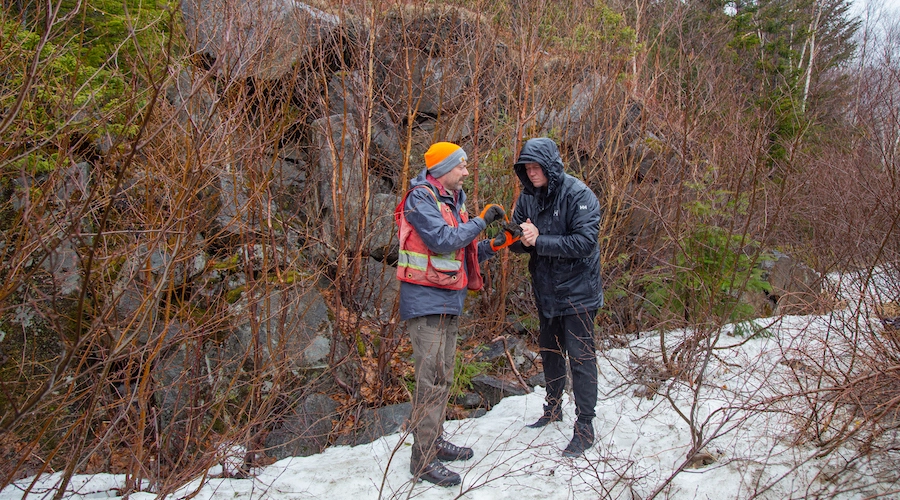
[[510, 138, 604, 318]]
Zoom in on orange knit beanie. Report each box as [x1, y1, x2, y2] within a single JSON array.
[[424, 142, 467, 178]]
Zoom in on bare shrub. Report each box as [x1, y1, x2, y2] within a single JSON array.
[[2, 0, 900, 497]]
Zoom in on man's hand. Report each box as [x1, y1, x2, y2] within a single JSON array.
[[479, 204, 506, 225], [490, 222, 523, 251], [520, 219, 538, 247]]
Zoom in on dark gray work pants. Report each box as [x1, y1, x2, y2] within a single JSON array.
[[407, 314, 457, 470]]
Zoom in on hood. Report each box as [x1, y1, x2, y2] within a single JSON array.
[[513, 138, 564, 197], [410, 167, 431, 190], [409, 166, 463, 204]]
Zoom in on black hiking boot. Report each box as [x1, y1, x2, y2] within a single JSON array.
[[435, 436, 474, 461], [527, 405, 562, 428], [562, 419, 594, 457], [411, 458, 461, 487]]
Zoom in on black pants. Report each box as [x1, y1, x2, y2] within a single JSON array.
[[538, 310, 598, 421]]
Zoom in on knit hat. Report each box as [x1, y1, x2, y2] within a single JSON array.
[[424, 142, 467, 178]]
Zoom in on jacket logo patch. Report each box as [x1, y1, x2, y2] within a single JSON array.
[[579, 205, 587, 210]]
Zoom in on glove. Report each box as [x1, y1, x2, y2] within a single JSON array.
[[490, 222, 523, 251], [479, 204, 506, 225]]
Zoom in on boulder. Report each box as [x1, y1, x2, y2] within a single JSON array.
[[225, 282, 332, 372], [265, 393, 339, 459], [474, 336, 537, 374], [327, 71, 404, 169], [265, 150, 308, 218], [332, 402, 412, 446], [214, 167, 276, 238], [110, 243, 206, 345], [763, 251, 823, 315], [470, 374, 528, 409], [376, 6, 485, 117], [181, 0, 343, 80], [350, 257, 399, 320], [164, 69, 219, 131], [542, 72, 609, 149], [308, 115, 399, 260]]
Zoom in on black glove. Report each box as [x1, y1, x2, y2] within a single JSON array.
[[490, 223, 523, 251], [479, 204, 506, 225], [503, 222, 523, 238]]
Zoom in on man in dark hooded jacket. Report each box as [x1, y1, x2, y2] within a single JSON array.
[[509, 137, 604, 457]]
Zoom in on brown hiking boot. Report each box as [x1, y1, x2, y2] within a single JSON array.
[[435, 436, 473, 461], [411, 458, 461, 487]]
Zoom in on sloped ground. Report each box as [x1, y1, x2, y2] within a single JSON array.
[[5, 270, 900, 499]]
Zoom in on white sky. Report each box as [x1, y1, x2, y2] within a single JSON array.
[[853, 0, 900, 22], [2, 269, 896, 499]]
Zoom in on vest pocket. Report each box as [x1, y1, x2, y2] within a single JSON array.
[[425, 263, 460, 286]]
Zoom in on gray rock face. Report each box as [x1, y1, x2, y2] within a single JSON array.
[[109, 241, 209, 345], [153, 343, 196, 459], [181, 0, 341, 80], [543, 72, 609, 149], [213, 167, 279, 238], [376, 8, 480, 117], [350, 257, 400, 320], [43, 238, 81, 296], [327, 71, 404, 168], [165, 69, 219, 131], [267, 153, 308, 218], [308, 115, 399, 260], [12, 162, 91, 296], [226, 282, 332, 372]]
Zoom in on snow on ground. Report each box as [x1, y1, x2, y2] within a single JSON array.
[[3, 270, 898, 499]]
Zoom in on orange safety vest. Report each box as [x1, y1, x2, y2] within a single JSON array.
[[394, 184, 483, 291]]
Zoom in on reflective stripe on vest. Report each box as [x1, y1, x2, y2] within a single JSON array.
[[397, 250, 462, 273], [394, 183, 473, 290]]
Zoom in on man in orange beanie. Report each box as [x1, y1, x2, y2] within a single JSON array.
[[394, 141, 513, 487]]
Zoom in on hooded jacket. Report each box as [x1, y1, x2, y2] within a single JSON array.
[[397, 167, 495, 321], [510, 138, 604, 318]]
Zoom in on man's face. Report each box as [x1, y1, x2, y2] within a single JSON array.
[[438, 160, 469, 192], [524, 162, 547, 188]]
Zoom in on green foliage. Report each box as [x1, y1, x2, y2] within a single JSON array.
[[451, 352, 490, 397], [11, 153, 59, 176], [6, 22, 126, 105], [640, 181, 772, 326], [213, 253, 241, 271], [538, 2, 637, 58], [0, 315, 64, 419], [399, 352, 489, 398], [645, 0, 858, 169], [467, 0, 638, 60], [514, 314, 540, 334], [225, 286, 245, 304], [730, 320, 773, 339], [475, 143, 517, 203], [62, 0, 172, 69], [1, 0, 172, 174], [603, 253, 634, 306], [1, 21, 126, 158], [724, 0, 858, 164], [356, 332, 366, 357]]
